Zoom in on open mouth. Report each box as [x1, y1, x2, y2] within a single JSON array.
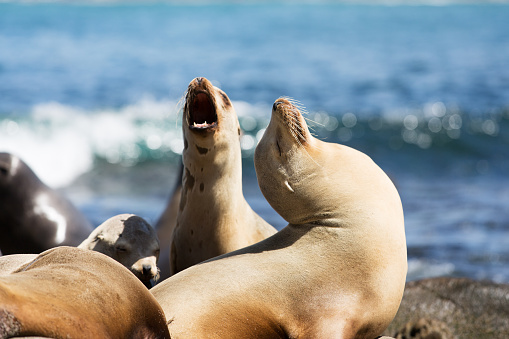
[[188, 92, 218, 131]]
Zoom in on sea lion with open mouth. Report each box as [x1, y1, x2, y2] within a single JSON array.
[[166, 77, 276, 275]]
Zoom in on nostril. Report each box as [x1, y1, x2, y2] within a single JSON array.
[[142, 264, 152, 275], [273, 101, 282, 111], [195, 77, 203, 85]]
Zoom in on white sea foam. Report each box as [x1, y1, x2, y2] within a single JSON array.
[[0, 97, 271, 188], [1, 98, 178, 187], [1, 113, 95, 188]]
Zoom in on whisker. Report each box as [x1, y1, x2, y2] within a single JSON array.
[[288, 119, 313, 149], [282, 103, 310, 143], [289, 128, 304, 147], [278, 99, 323, 167], [285, 97, 306, 109], [175, 91, 188, 128], [303, 116, 324, 128], [287, 116, 308, 137]]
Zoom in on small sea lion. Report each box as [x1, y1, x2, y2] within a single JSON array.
[[78, 214, 160, 288]]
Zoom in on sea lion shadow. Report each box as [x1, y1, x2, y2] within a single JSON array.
[[206, 225, 307, 262]]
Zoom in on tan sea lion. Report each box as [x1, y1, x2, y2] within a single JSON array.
[[0, 152, 93, 254], [151, 97, 407, 338], [0, 254, 36, 274], [0, 246, 170, 338], [168, 77, 276, 275], [78, 214, 160, 288]]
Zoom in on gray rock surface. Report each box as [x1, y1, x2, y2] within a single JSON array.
[[384, 277, 509, 339]]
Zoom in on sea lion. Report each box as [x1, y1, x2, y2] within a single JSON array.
[[155, 160, 183, 281], [150, 98, 407, 338], [0, 246, 170, 338], [168, 77, 276, 275], [78, 214, 160, 288], [0, 152, 93, 254], [0, 254, 36, 274]]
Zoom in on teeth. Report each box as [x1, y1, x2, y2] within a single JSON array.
[[193, 121, 209, 128]]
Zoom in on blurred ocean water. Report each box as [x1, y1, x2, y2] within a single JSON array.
[[1, 2, 508, 282]]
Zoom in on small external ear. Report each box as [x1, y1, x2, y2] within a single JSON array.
[[95, 233, 105, 242]]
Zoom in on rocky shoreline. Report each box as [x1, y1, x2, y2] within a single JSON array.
[[383, 277, 509, 338]]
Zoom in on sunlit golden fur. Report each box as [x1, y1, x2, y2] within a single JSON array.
[[0, 247, 170, 338], [151, 97, 407, 339], [0, 254, 36, 274]]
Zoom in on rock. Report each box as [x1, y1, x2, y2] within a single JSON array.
[[384, 277, 509, 339], [393, 318, 453, 339]]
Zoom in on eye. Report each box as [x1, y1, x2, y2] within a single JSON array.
[[0, 167, 8, 176], [116, 246, 127, 253], [219, 90, 231, 106], [276, 140, 282, 156]]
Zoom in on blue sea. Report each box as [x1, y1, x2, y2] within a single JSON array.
[[1, 2, 509, 282]]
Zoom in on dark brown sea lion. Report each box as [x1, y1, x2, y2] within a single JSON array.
[[0, 152, 93, 254]]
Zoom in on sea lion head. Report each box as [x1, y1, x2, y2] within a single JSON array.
[[79, 214, 160, 288], [255, 98, 326, 225], [182, 77, 240, 157], [255, 98, 402, 229], [0, 152, 16, 185], [0, 153, 40, 191], [1, 153, 48, 252]]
